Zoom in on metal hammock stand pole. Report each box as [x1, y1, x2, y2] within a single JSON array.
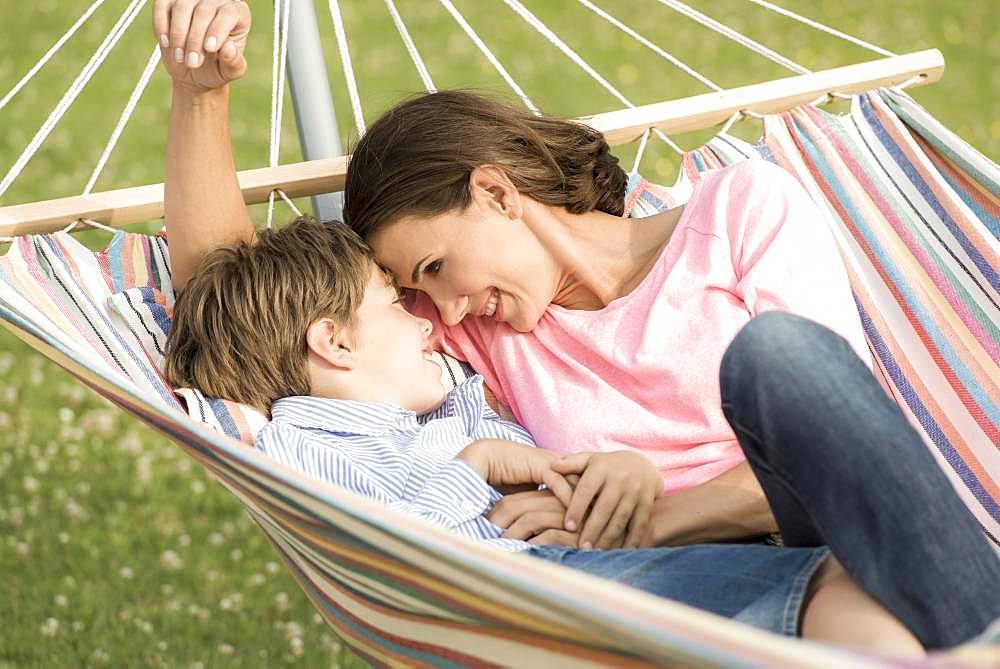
[[285, 0, 343, 222]]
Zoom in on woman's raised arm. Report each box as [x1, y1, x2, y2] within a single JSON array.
[[155, 0, 256, 291]]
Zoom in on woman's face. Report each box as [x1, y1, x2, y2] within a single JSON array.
[[369, 197, 562, 333]]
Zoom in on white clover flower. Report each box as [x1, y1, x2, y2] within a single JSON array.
[[71, 620, 85, 632], [117, 432, 143, 455], [208, 532, 224, 546], [160, 584, 174, 596], [34, 458, 49, 474], [136, 455, 154, 485], [40, 618, 59, 637], [289, 637, 304, 657], [312, 613, 323, 625], [178, 534, 191, 547], [283, 621, 303, 640], [58, 532, 70, 544], [230, 549, 242, 562], [64, 499, 83, 520], [274, 592, 290, 613], [91, 648, 110, 664], [76, 481, 91, 496], [119, 566, 134, 580], [58, 407, 75, 423], [16, 542, 29, 556], [206, 569, 219, 582], [190, 480, 206, 495], [265, 561, 280, 575], [249, 573, 266, 587], [54, 594, 68, 608], [217, 643, 235, 656], [22, 476, 39, 493], [157, 641, 167, 652], [160, 550, 183, 571]]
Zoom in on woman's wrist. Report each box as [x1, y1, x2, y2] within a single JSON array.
[[171, 81, 229, 107]]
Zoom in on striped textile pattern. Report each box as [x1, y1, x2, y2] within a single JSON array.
[[656, 88, 999, 551], [0, 88, 995, 667]]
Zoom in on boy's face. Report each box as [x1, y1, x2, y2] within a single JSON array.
[[351, 267, 446, 414]]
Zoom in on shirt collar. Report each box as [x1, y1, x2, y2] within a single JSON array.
[[269, 395, 416, 437], [268, 375, 492, 437]]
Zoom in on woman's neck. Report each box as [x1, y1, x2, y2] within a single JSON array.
[[530, 202, 685, 311]]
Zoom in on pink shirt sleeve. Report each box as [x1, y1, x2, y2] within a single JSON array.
[[722, 162, 871, 367]]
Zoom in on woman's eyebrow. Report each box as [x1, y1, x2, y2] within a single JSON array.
[[411, 254, 430, 284]]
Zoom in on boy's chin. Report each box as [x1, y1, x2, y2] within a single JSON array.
[[412, 385, 447, 416]]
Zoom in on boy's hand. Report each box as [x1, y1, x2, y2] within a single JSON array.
[[553, 451, 663, 550], [488, 483, 602, 548], [153, 0, 251, 93], [458, 439, 574, 507]]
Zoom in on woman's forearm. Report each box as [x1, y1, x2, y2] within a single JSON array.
[[165, 83, 255, 291], [645, 460, 778, 546]]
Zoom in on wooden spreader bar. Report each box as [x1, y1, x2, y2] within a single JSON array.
[[0, 50, 943, 237]]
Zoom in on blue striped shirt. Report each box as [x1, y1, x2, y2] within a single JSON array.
[[255, 376, 534, 551]]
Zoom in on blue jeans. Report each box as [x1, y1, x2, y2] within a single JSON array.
[[530, 542, 829, 636], [720, 312, 1000, 649]]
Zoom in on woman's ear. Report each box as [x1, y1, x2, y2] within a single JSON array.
[[305, 317, 356, 370], [469, 165, 523, 220]]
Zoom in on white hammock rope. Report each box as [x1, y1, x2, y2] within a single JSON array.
[[745, 0, 896, 58], [574, 0, 721, 92], [653, 0, 809, 74], [384, 0, 435, 92], [438, 0, 538, 114], [630, 128, 651, 174], [0, 0, 107, 111], [267, 0, 294, 229], [327, 0, 366, 138], [84, 45, 161, 195], [0, 0, 148, 201], [502, 0, 684, 155]]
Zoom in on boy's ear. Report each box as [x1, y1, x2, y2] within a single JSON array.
[[469, 165, 522, 220], [305, 317, 356, 370]]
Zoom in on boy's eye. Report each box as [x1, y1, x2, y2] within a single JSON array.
[[424, 259, 443, 276]]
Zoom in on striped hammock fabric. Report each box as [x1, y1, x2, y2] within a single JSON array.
[[0, 88, 996, 668]]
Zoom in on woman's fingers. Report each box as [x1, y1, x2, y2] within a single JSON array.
[[562, 469, 601, 533], [551, 452, 592, 475], [541, 470, 574, 508], [623, 495, 652, 548], [152, 0, 171, 47], [204, 4, 243, 53], [183, 2, 219, 67], [501, 511, 565, 541], [578, 485, 624, 549], [167, 0, 196, 63], [595, 495, 637, 549]]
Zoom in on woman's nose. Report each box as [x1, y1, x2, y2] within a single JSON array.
[[436, 295, 469, 326]]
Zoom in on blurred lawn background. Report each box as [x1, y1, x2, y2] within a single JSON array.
[[0, 0, 997, 666]]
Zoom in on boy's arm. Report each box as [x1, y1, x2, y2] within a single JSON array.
[[256, 425, 498, 529], [166, 85, 255, 292], [156, 0, 255, 291]]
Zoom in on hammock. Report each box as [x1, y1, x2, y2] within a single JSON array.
[[1, 86, 997, 667], [1, 2, 997, 667]]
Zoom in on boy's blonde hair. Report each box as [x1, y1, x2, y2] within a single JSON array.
[[164, 217, 373, 414]]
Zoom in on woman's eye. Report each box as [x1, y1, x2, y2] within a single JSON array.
[[424, 260, 443, 276]]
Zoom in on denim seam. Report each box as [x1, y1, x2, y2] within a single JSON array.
[[782, 546, 831, 636]]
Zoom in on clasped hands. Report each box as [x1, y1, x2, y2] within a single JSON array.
[[458, 439, 663, 550]]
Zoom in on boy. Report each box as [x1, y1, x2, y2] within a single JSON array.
[[163, 216, 865, 642]]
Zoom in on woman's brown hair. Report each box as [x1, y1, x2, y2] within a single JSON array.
[[343, 90, 627, 241]]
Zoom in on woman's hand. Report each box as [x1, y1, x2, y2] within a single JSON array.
[[458, 440, 574, 506], [153, 0, 251, 93], [553, 451, 663, 550], [487, 489, 586, 547]]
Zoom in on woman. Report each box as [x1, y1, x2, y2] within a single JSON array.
[[153, 0, 998, 653]]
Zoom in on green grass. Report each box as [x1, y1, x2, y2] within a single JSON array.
[[0, 0, 996, 666]]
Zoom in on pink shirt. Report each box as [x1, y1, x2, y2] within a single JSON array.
[[412, 161, 869, 494]]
